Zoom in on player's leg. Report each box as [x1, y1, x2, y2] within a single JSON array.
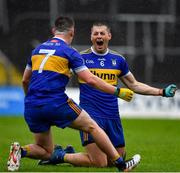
[[51, 99, 121, 165], [7, 105, 54, 171], [42, 109, 122, 167], [107, 147, 126, 166], [7, 129, 54, 171], [85, 143, 108, 167], [22, 129, 54, 159], [80, 117, 126, 167], [84, 144, 126, 167], [67, 110, 141, 171], [69, 110, 120, 161], [38, 99, 141, 171], [21, 105, 54, 160], [105, 118, 126, 166]]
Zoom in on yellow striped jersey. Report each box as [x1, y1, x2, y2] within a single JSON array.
[[25, 37, 87, 106], [79, 47, 130, 119]]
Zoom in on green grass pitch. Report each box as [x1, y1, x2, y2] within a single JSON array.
[[0, 116, 180, 172]]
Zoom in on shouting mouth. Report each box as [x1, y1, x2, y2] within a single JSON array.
[[96, 40, 104, 46]]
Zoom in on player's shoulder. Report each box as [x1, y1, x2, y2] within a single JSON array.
[[80, 48, 92, 55], [109, 49, 126, 60]]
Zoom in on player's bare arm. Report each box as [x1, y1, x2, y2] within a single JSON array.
[[120, 73, 177, 97], [77, 69, 115, 95], [22, 68, 32, 95]]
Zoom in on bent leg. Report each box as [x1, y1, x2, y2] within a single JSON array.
[[69, 110, 120, 163], [64, 143, 108, 167], [22, 129, 54, 160]]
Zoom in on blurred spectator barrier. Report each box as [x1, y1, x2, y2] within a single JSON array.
[[0, 87, 179, 118], [0, 86, 24, 116]]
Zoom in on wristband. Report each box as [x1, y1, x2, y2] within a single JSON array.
[[162, 89, 166, 97], [114, 87, 120, 96]]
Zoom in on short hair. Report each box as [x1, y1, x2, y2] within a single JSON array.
[[91, 21, 111, 33], [54, 16, 75, 33]]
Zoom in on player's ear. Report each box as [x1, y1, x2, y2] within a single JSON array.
[[108, 32, 112, 40], [69, 30, 74, 38]]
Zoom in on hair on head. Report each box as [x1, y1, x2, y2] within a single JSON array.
[[55, 16, 74, 32], [92, 21, 111, 32]]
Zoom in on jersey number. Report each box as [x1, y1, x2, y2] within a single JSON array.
[[38, 49, 56, 73]]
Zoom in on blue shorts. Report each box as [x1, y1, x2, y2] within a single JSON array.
[[80, 116, 125, 148], [24, 99, 82, 133]]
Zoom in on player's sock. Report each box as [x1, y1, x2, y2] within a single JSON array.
[[21, 146, 30, 158], [114, 156, 126, 171]]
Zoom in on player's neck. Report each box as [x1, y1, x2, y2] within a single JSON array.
[[54, 34, 72, 45]]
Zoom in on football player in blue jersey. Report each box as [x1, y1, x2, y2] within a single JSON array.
[[7, 16, 141, 172], [38, 21, 177, 169], [78, 22, 177, 167]]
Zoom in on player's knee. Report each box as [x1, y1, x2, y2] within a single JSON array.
[[86, 120, 98, 133]]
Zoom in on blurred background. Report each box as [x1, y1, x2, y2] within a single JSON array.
[[0, 0, 180, 116]]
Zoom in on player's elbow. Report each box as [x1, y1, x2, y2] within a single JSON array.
[[22, 78, 29, 87]]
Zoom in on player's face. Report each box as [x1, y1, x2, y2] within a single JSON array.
[[91, 25, 111, 53]]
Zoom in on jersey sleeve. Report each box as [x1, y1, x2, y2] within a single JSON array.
[[25, 55, 33, 70], [119, 58, 130, 77]]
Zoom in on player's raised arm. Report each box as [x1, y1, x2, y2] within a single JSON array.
[[120, 72, 177, 97], [77, 68, 134, 102]]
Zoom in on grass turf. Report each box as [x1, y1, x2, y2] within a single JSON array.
[[0, 116, 180, 172]]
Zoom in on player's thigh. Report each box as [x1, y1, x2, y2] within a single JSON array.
[[33, 129, 54, 154], [85, 143, 108, 167], [69, 109, 97, 132]]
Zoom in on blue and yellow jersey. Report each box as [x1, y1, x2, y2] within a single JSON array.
[[25, 37, 87, 106], [79, 47, 130, 119]]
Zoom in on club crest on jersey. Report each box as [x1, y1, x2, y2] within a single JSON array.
[[111, 59, 117, 66]]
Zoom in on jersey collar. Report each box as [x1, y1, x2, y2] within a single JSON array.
[[91, 47, 109, 56]]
